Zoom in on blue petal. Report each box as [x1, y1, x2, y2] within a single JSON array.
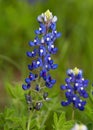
[[29, 41, 35, 46], [28, 65, 33, 71], [83, 92, 88, 98], [65, 78, 71, 83], [51, 79, 56, 84], [60, 85, 66, 90], [25, 78, 31, 84], [22, 84, 28, 90], [78, 106, 84, 111], [45, 82, 53, 88], [29, 73, 35, 81], [35, 30, 40, 34], [26, 52, 32, 57], [51, 64, 58, 69], [66, 69, 73, 76], [56, 32, 61, 38], [83, 80, 89, 87], [50, 23, 56, 30], [35, 85, 40, 91], [61, 101, 70, 106]]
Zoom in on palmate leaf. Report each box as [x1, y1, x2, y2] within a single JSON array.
[[53, 112, 58, 128], [58, 112, 66, 125], [4, 115, 27, 130], [4, 107, 26, 130], [62, 121, 74, 130], [53, 112, 74, 130], [5, 82, 26, 100]]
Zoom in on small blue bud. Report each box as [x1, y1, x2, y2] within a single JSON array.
[[25, 78, 31, 84]]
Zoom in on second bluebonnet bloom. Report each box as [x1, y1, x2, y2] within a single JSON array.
[[60, 67, 89, 111]]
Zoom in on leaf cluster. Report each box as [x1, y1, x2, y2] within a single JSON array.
[[53, 112, 74, 130]]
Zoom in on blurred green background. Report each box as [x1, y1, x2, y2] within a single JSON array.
[[0, 0, 93, 110]]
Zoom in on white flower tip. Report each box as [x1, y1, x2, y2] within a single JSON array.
[[73, 67, 80, 75], [44, 10, 52, 20], [52, 16, 58, 22], [37, 10, 57, 23]]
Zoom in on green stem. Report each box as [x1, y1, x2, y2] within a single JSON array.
[[31, 89, 43, 99], [40, 99, 57, 128], [72, 106, 75, 120], [27, 111, 34, 130], [40, 109, 50, 128]]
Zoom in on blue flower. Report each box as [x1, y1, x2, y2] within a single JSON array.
[[40, 69, 47, 80], [39, 46, 46, 57], [35, 102, 43, 110], [29, 72, 36, 80], [26, 49, 37, 58], [28, 58, 43, 71], [44, 33, 53, 45], [35, 23, 46, 35], [53, 30, 61, 39], [22, 10, 61, 110], [35, 84, 40, 91], [49, 22, 56, 31], [60, 67, 89, 111], [44, 54, 53, 64], [29, 36, 40, 46], [45, 74, 56, 88], [48, 44, 58, 54], [22, 84, 31, 90], [25, 94, 32, 104]]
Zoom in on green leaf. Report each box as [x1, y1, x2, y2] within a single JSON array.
[[53, 112, 58, 128], [30, 119, 37, 129], [5, 82, 26, 100], [5, 83, 16, 98], [58, 112, 66, 125], [62, 121, 74, 130], [53, 112, 74, 130]]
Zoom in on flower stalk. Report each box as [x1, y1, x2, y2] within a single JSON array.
[[22, 10, 61, 111], [60, 67, 89, 112]]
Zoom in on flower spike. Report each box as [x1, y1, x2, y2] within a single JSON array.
[[22, 10, 61, 110], [60, 67, 89, 111]]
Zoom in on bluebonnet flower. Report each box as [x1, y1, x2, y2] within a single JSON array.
[[60, 67, 89, 111], [43, 92, 48, 100], [35, 23, 46, 35], [29, 36, 40, 46], [38, 45, 46, 57], [26, 49, 37, 57], [35, 84, 40, 91], [22, 10, 61, 110], [25, 94, 32, 104]]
